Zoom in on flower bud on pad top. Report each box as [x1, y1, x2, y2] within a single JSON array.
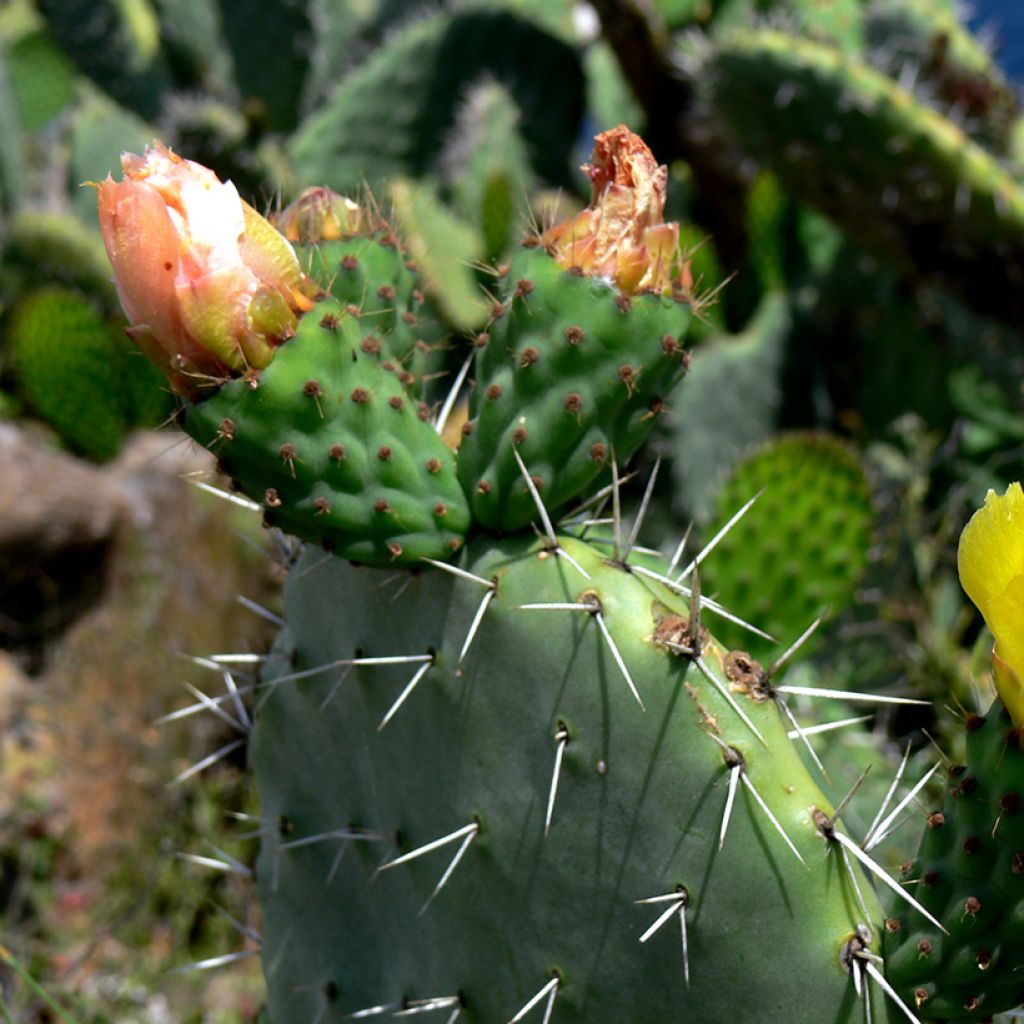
[[273, 187, 442, 399], [96, 147, 468, 566], [458, 125, 694, 531], [96, 144, 316, 396], [539, 125, 691, 297]]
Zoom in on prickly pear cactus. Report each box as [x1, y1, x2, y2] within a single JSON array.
[[94, 127, 1024, 1022], [884, 703, 1024, 1021], [254, 532, 889, 1022], [700, 433, 875, 658], [185, 297, 470, 564]]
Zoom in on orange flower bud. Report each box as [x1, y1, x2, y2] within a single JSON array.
[[538, 125, 690, 297], [95, 143, 317, 396]]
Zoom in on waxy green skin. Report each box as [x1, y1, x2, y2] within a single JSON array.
[[884, 702, 1024, 1020], [298, 234, 441, 390], [165, 206, 1020, 1020], [185, 298, 469, 566], [701, 28, 1024, 327], [254, 534, 890, 1022], [458, 246, 692, 531]]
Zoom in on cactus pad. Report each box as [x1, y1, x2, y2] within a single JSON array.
[[9, 287, 168, 460], [700, 28, 1024, 327], [457, 244, 692, 531], [700, 433, 875, 658], [884, 702, 1024, 1020], [254, 533, 890, 1022], [184, 298, 469, 565]]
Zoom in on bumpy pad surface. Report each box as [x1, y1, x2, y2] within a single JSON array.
[[253, 534, 891, 1022], [884, 702, 1024, 1020], [10, 287, 167, 460], [298, 235, 439, 393], [701, 433, 874, 658], [185, 299, 469, 565], [458, 246, 692, 530]]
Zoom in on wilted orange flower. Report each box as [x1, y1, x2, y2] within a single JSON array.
[[95, 143, 316, 396], [538, 125, 691, 297]]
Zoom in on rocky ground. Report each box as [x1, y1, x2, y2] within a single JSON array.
[[0, 423, 282, 1022]]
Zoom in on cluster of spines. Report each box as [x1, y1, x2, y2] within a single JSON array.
[[884, 704, 1024, 1020]]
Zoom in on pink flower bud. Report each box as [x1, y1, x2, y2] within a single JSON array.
[[96, 143, 317, 396], [538, 126, 691, 297]]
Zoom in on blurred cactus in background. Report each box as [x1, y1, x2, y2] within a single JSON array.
[[1, 0, 1024, 1019]]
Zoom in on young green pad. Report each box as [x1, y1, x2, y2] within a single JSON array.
[[700, 433, 875, 660], [883, 701, 1024, 1020], [253, 533, 892, 1022], [184, 299, 469, 566], [298, 235, 441, 395], [457, 245, 692, 531]]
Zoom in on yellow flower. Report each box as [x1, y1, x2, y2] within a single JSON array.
[[957, 481, 1024, 724]]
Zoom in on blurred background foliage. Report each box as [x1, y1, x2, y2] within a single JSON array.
[[0, 0, 1022, 1018]]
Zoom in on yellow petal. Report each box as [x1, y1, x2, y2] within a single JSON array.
[[958, 481, 1024, 719]]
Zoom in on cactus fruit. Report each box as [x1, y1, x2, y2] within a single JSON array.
[[457, 242, 692, 531], [278, 187, 444, 387], [458, 127, 694, 531]]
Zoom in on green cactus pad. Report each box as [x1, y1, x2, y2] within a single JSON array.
[[184, 299, 470, 566], [699, 28, 1024, 328], [2, 210, 118, 306], [0, 51, 24, 210], [864, 0, 1019, 153], [700, 434, 875, 658], [388, 177, 487, 334], [254, 533, 891, 1022], [883, 701, 1024, 1020], [711, 0, 864, 50], [296, 232, 449, 398], [9, 287, 168, 461], [6, 29, 78, 132], [671, 291, 790, 522], [216, 0, 312, 132], [289, 9, 585, 193], [457, 244, 692, 531], [36, 0, 171, 120]]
